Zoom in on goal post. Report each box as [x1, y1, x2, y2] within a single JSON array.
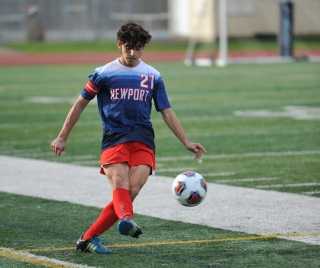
[[216, 0, 297, 65], [215, 0, 298, 65], [216, 0, 228, 67], [170, 0, 302, 67]]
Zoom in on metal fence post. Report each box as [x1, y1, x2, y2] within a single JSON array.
[[279, 0, 294, 57]]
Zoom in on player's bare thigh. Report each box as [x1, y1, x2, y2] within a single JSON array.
[[102, 163, 150, 200], [102, 163, 130, 189], [129, 165, 150, 200]]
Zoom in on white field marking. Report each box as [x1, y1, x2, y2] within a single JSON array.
[[1, 109, 229, 124], [25, 96, 97, 105], [153, 115, 233, 123], [60, 155, 97, 160], [72, 160, 99, 166], [303, 191, 320, 196], [0, 121, 100, 128], [0, 247, 94, 268], [201, 172, 236, 177], [0, 150, 55, 158], [26, 96, 75, 104], [156, 169, 235, 177], [257, 182, 320, 189], [157, 150, 320, 162], [1, 155, 320, 246], [1, 150, 318, 165], [235, 106, 320, 120], [157, 167, 196, 172], [138, 129, 317, 140], [216, 177, 279, 183], [0, 113, 230, 124]]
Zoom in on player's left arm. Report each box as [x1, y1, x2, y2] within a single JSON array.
[[160, 108, 207, 160]]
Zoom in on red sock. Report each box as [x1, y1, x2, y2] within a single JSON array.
[[82, 202, 118, 240], [112, 188, 133, 220]]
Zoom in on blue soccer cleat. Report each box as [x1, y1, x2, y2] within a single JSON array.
[[118, 219, 143, 238], [76, 236, 111, 254]]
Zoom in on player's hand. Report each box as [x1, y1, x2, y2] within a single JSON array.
[[51, 137, 66, 156], [185, 141, 207, 161]]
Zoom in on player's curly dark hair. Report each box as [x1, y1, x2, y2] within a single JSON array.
[[117, 22, 152, 50]]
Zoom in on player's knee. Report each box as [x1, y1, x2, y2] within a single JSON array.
[[111, 175, 130, 189], [130, 185, 142, 200]]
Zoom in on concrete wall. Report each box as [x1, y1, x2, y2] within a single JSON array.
[[0, 0, 168, 43], [1, 0, 319, 43], [226, 0, 320, 37]]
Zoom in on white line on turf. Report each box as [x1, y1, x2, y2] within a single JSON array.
[[158, 115, 232, 123], [302, 191, 320, 196], [216, 177, 279, 183], [155, 130, 316, 139], [200, 172, 236, 177], [157, 170, 235, 177], [157, 150, 320, 162], [0, 247, 94, 268], [257, 182, 320, 189], [234, 106, 320, 120], [0, 155, 320, 246], [157, 167, 196, 172], [72, 160, 99, 166]]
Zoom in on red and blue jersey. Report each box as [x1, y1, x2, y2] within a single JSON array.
[[81, 59, 171, 151]]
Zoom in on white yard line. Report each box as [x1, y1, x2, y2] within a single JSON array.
[[157, 170, 235, 177], [0, 155, 319, 246], [157, 150, 320, 162], [157, 167, 196, 172], [303, 191, 320, 196], [200, 172, 236, 177], [234, 106, 320, 120], [0, 247, 94, 268], [216, 177, 279, 183], [257, 182, 320, 189], [72, 160, 99, 166], [154, 115, 232, 123]]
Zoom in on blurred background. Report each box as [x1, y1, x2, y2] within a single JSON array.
[[0, 0, 319, 63], [0, 0, 320, 41]]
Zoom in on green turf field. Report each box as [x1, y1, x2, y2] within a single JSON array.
[[0, 62, 319, 267], [0, 62, 319, 195], [1, 192, 320, 268]]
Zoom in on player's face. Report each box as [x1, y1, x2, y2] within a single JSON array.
[[118, 41, 143, 67]]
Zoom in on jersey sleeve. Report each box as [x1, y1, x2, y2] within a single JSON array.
[[80, 70, 103, 100], [153, 76, 171, 112]]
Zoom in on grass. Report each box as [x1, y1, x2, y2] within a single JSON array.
[[1, 192, 320, 267], [0, 61, 320, 266], [4, 40, 188, 53], [4, 37, 320, 53], [0, 62, 319, 196]]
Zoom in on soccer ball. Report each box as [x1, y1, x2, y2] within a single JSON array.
[[172, 171, 207, 207]]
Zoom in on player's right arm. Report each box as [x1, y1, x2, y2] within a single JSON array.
[[51, 96, 89, 156], [51, 68, 102, 156]]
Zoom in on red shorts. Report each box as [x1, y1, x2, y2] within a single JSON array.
[[99, 142, 156, 175]]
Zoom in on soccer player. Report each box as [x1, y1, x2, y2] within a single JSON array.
[[51, 22, 206, 254]]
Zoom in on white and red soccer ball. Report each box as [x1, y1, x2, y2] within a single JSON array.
[[172, 171, 207, 207]]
